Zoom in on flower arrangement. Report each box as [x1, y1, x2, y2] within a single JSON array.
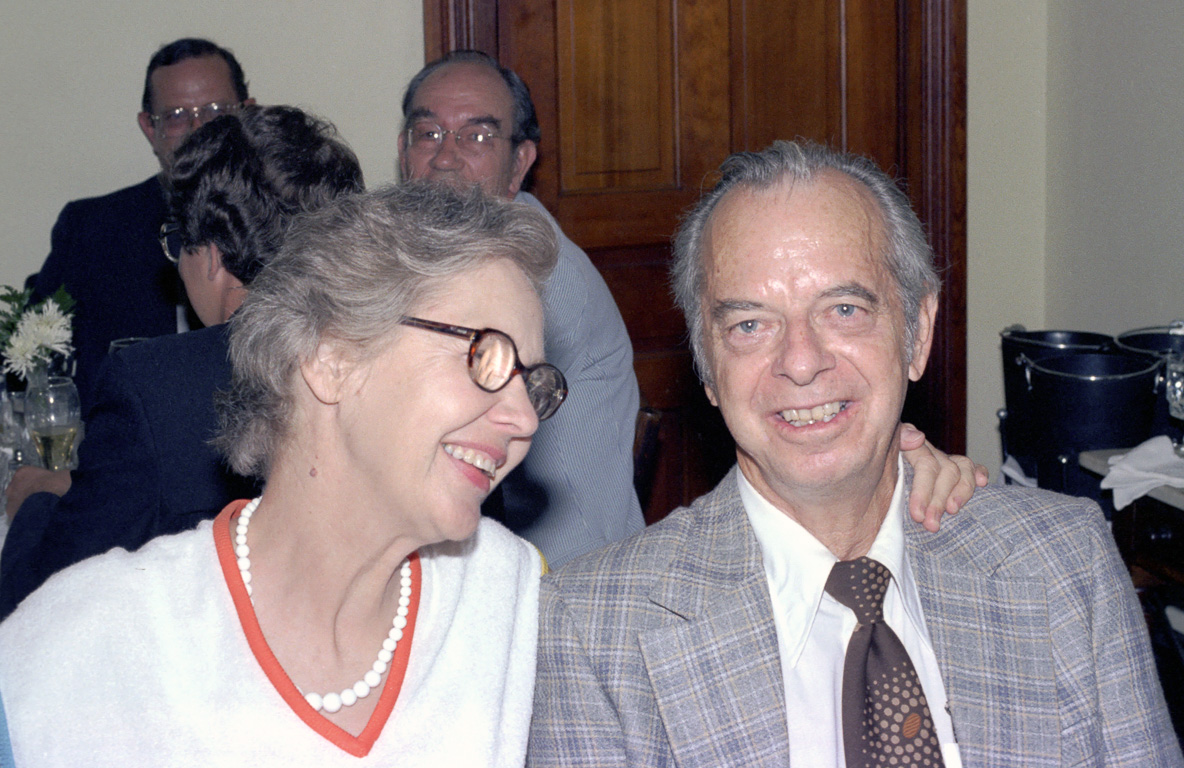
[[0, 286, 75, 381]]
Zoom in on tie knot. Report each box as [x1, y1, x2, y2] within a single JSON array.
[[825, 556, 890, 624]]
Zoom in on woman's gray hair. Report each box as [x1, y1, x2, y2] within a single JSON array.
[[214, 181, 559, 478], [670, 140, 941, 387]]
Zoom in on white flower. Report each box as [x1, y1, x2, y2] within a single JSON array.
[[2, 299, 74, 379]]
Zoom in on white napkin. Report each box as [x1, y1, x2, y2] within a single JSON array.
[[1100, 435, 1184, 509], [998, 455, 1037, 487]]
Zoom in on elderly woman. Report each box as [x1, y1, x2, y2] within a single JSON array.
[[0, 182, 559, 765]]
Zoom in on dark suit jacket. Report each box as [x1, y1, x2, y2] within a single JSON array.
[[0, 324, 258, 617], [29, 176, 190, 413], [529, 468, 1183, 767]]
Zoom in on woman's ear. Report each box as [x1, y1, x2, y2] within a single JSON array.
[[299, 338, 353, 405]]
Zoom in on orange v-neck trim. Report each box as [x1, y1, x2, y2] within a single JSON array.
[[213, 501, 422, 758]]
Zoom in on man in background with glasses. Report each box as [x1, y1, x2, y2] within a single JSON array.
[[397, 51, 644, 568], [24, 38, 253, 417], [1, 105, 363, 619]]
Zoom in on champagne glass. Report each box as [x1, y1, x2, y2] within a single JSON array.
[[1165, 352, 1184, 456], [24, 376, 82, 471], [0, 385, 16, 501]]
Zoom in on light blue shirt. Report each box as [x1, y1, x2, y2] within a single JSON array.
[[0, 687, 13, 767], [497, 193, 643, 567]]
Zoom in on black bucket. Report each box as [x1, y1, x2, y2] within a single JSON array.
[[1023, 351, 1160, 454], [1115, 323, 1184, 359], [1116, 323, 1184, 441], [1000, 328, 1113, 474]]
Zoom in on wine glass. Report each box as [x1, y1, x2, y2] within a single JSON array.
[[1164, 351, 1184, 456], [24, 376, 82, 471], [0, 385, 17, 503]]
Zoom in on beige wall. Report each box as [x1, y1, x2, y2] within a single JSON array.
[[967, 0, 1184, 478], [966, 1, 1049, 476], [1045, 0, 1184, 333], [0, 0, 423, 288]]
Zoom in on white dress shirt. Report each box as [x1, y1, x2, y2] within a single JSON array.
[[740, 458, 962, 767]]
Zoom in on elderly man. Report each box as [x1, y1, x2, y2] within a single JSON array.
[[27, 37, 254, 414], [397, 50, 643, 566], [529, 141, 1181, 766]]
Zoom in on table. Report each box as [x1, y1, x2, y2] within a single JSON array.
[[1079, 449, 1184, 738], [1079, 449, 1184, 584]]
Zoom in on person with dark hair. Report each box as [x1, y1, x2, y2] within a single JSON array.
[[529, 141, 1181, 766], [0, 105, 364, 618], [0, 182, 560, 765], [139, 38, 251, 143], [25, 37, 255, 417]]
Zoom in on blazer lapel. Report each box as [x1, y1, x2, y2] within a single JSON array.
[[906, 498, 1061, 765], [638, 470, 791, 767]]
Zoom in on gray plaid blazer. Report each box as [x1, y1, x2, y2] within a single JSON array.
[[529, 467, 1182, 767]]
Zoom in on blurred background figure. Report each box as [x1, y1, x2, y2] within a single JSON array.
[[398, 50, 643, 567], [26, 37, 255, 412], [0, 105, 363, 617]]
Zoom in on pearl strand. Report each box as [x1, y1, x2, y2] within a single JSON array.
[[235, 496, 413, 714]]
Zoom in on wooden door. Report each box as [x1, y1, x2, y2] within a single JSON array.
[[425, 0, 967, 523]]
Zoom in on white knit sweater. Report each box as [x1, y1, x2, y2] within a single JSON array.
[[0, 510, 540, 766]]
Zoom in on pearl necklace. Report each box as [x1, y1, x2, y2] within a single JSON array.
[[234, 496, 413, 714]]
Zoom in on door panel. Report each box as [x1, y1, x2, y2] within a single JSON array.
[[556, 0, 677, 192], [423, 0, 966, 522]]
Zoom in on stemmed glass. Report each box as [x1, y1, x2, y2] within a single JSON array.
[[24, 376, 82, 471], [1165, 352, 1184, 456]]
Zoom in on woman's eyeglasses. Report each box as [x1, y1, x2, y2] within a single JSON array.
[[400, 316, 567, 420]]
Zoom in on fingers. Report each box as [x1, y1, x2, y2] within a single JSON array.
[[5, 466, 72, 521], [901, 438, 983, 533], [899, 422, 925, 451], [901, 438, 943, 531]]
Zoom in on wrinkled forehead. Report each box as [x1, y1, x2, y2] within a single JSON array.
[[408, 62, 515, 124], [702, 173, 893, 295], [148, 55, 237, 112], [413, 259, 546, 360]]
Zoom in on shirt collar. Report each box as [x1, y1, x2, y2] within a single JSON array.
[[740, 456, 927, 666]]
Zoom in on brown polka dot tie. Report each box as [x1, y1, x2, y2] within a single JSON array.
[[825, 557, 944, 767]]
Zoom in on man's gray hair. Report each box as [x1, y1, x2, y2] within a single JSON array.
[[214, 181, 559, 478], [670, 140, 941, 387]]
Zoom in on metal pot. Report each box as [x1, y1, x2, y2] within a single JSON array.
[[1115, 321, 1184, 439], [999, 327, 1113, 474], [1021, 351, 1160, 455], [1115, 321, 1184, 359]]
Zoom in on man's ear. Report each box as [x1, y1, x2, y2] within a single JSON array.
[[396, 131, 410, 182], [907, 293, 939, 382], [137, 111, 156, 145], [300, 338, 353, 405], [704, 382, 719, 407], [507, 140, 538, 196]]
